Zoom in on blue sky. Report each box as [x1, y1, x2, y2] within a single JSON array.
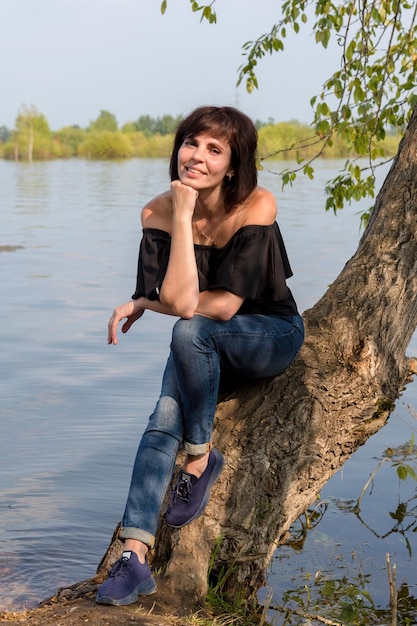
[[2, 0, 338, 131]]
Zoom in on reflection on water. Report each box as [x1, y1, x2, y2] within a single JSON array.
[[0, 158, 416, 614]]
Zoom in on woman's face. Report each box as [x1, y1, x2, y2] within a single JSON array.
[[177, 132, 233, 193]]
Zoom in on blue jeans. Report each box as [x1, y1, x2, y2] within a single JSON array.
[[121, 313, 304, 547]]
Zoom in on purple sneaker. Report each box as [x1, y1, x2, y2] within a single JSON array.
[[96, 551, 157, 606], [165, 448, 224, 528]]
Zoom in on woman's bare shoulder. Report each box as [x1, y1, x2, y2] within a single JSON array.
[[141, 190, 173, 231], [241, 186, 277, 226]]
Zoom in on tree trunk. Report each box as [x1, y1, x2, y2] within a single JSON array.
[[28, 126, 34, 163], [97, 105, 417, 608]]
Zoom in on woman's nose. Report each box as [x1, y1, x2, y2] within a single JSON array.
[[190, 144, 204, 161]]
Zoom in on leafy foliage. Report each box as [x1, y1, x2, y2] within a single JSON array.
[[53, 126, 87, 156], [257, 121, 399, 162], [0, 125, 11, 143], [163, 0, 417, 216], [277, 571, 417, 625], [78, 130, 133, 159], [3, 105, 55, 161], [1, 109, 178, 160], [88, 110, 118, 133], [5, 106, 398, 161], [124, 114, 183, 137], [126, 131, 174, 158], [387, 434, 417, 483], [161, 0, 217, 24], [239, 0, 417, 213]]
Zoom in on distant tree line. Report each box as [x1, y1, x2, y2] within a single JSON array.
[[0, 105, 400, 162]]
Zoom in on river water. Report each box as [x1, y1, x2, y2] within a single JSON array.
[[1, 158, 416, 618]]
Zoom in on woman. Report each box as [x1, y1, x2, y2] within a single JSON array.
[[96, 106, 304, 606]]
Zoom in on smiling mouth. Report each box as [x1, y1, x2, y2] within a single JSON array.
[[186, 166, 206, 175]]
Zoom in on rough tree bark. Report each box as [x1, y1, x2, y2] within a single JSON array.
[[97, 105, 417, 609]]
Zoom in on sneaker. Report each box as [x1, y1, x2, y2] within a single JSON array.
[[165, 448, 224, 528], [95, 551, 157, 606]]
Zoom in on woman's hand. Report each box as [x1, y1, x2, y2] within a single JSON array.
[[107, 300, 144, 345], [170, 180, 198, 219]]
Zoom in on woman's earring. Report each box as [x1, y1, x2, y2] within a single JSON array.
[[226, 172, 234, 181]]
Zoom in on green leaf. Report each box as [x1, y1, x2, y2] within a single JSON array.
[[353, 84, 365, 104], [318, 101, 330, 116], [316, 120, 330, 135], [406, 466, 417, 481], [341, 603, 357, 623], [397, 465, 408, 481], [160, 0, 167, 15], [333, 79, 344, 99], [321, 29, 330, 48], [325, 196, 335, 213], [303, 164, 314, 179], [346, 39, 356, 62]]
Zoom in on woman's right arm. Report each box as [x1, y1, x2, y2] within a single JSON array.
[[141, 181, 201, 319], [157, 181, 200, 318], [108, 183, 202, 345]]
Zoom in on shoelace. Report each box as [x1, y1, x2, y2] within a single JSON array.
[[173, 474, 192, 502], [108, 557, 131, 578]]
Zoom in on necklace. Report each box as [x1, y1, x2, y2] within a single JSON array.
[[193, 219, 222, 247]]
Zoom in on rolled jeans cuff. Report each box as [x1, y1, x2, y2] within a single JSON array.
[[120, 526, 155, 549], [183, 440, 212, 455]]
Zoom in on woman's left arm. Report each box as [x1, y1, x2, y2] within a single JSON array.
[[195, 289, 244, 321]]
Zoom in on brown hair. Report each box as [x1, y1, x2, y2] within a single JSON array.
[[169, 106, 258, 211]]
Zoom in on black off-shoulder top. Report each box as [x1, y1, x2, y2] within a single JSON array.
[[132, 222, 299, 316]]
